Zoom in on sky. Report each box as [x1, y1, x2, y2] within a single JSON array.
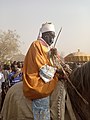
[[0, 0, 90, 57]]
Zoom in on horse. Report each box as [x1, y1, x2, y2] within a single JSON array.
[[1, 61, 90, 120], [67, 61, 90, 120]]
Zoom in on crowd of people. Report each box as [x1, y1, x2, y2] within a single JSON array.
[[0, 61, 23, 111]]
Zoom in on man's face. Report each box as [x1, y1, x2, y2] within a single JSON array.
[[12, 65, 18, 72], [43, 31, 55, 46]]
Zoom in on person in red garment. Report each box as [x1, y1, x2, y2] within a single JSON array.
[[23, 22, 60, 120]]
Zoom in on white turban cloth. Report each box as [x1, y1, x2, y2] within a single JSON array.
[[40, 22, 55, 33], [37, 22, 55, 39]]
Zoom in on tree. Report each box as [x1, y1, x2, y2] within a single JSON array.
[[0, 30, 21, 61]]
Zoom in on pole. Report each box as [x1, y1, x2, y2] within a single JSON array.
[[54, 27, 62, 47]]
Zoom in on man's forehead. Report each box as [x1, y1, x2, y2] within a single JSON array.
[[44, 31, 55, 37]]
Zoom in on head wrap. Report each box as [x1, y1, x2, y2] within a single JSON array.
[[41, 22, 55, 33], [37, 22, 55, 39]]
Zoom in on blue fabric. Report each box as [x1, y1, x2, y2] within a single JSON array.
[[8, 71, 22, 85], [32, 96, 50, 120]]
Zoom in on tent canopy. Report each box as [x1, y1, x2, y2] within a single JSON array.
[[64, 49, 90, 63]]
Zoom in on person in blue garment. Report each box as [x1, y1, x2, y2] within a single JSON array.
[[8, 64, 22, 86]]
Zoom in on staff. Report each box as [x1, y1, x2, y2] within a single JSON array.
[[54, 27, 62, 47]]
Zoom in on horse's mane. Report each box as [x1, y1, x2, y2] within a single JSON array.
[[70, 61, 90, 92], [67, 61, 90, 120]]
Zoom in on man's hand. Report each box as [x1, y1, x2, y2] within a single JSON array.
[[50, 47, 58, 56], [56, 68, 69, 81]]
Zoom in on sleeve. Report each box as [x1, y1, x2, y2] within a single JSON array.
[[30, 41, 48, 69], [2, 74, 5, 82], [0, 73, 5, 82]]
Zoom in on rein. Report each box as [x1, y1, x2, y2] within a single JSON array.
[[52, 55, 88, 105], [50, 27, 88, 105]]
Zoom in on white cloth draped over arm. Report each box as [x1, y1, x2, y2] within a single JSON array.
[[39, 64, 56, 83]]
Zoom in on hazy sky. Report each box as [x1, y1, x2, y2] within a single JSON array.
[[0, 0, 90, 56]]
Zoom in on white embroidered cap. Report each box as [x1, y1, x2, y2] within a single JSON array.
[[40, 22, 55, 33]]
